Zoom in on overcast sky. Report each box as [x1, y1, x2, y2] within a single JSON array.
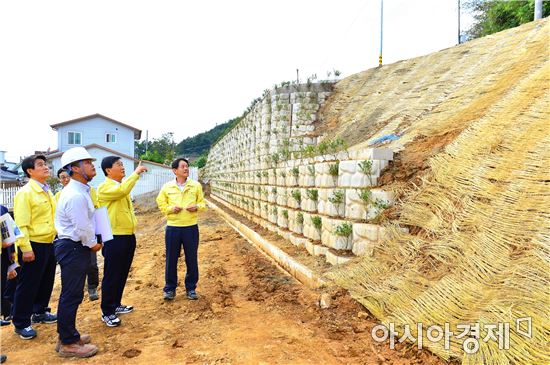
[[0, 0, 474, 162]]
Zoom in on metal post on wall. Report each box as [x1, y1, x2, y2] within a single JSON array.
[[379, 0, 383, 67], [458, 0, 461, 44], [535, 0, 542, 20]]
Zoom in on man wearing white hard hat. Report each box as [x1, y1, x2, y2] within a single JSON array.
[[54, 147, 101, 358]]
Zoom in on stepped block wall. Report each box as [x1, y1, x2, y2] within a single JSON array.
[[204, 84, 396, 265]]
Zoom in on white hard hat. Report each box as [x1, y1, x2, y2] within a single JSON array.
[[61, 147, 96, 168]]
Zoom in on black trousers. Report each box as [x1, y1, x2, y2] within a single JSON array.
[[54, 239, 90, 345], [1, 248, 10, 318], [100, 235, 136, 316], [12, 242, 56, 329], [164, 225, 199, 293], [2, 268, 18, 316], [86, 251, 99, 290]]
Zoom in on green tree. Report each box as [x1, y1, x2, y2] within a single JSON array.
[[190, 154, 208, 168], [138, 132, 176, 165], [176, 120, 233, 157], [465, 0, 550, 40]]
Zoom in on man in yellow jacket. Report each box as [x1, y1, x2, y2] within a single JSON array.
[[12, 155, 57, 340], [97, 156, 147, 327], [156, 158, 205, 301]]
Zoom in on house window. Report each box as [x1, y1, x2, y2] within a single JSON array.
[[68, 131, 82, 145], [106, 133, 117, 143]]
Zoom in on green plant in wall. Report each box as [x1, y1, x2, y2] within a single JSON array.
[[303, 145, 316, 158], [280, 148, 291, 161], [282, 210, 289, 219], [329, 138, 346, 155], [291, 167, 299, 179], [272, 168, 277, 178], [358, 159, 374, 186], [328, 190, 344, 205], [256, 172, 261, 178], [262, 171, 268, 178], [329, 162, 339, 177], [296, 212, 304, 225], [357, 188, 372, 206], [334, 222, 352, 237], [271, 187, 277, 194], [280, 170, 287, 178], [373, 199, 390, 212], [358, 160, 373, 175], [291, 189, 302, 204], [311, 216, 322, 230], [271, 153, 280, 165], [307, 189, 318, 202], [307, 165, 315, 177], [317, 140, 330, 155]]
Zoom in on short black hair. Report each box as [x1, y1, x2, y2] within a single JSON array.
[[57, 168, 67, 178], [21, 155, 46, 178], [171, 158, 189, 169], [101, 156, 121, 176]]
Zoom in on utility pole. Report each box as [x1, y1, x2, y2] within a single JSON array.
[[296, 69, 299, 84], [379, 0, 383, 67], [145, 130, 149, 154], [458, 0, 461, 44], [535, 0, 542, 20]]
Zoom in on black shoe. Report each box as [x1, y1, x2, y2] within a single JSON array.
[[88, 288, 99, 301], [186, 290, 199, 300], [0, 319, 10, 326], [14, 325, 37, 339], [163, 291, 175, 301], [1, 354, 6, 363], [31, 312, 57, 324], [115, 304, 134, 314], [101, 313, 121, 327]]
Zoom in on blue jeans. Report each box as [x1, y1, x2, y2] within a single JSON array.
[[164, 225, 199, 293]]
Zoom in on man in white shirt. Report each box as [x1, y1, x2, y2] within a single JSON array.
[[54, 147, 102, 358]]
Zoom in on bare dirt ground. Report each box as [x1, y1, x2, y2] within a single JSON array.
[[1, 207, 446, 365]]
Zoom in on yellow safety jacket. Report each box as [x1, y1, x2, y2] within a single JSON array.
[[97, 173, 139, 235], [156, 179, 206, 227], [14, 179, 56, 252]]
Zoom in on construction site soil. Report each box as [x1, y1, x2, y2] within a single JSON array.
[[1, 205, 448, 365]]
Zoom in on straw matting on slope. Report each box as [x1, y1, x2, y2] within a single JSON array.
[[328, 21, 550, 365], [318, 19, 550, 194]]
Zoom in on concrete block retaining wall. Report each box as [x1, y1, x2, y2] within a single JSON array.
[[204, 84, 401, 265]]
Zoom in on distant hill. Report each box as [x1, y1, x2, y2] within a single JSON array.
[[175, 120, 234, 158]]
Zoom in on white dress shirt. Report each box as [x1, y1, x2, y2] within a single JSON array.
[[55, 179, 97, 248]]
